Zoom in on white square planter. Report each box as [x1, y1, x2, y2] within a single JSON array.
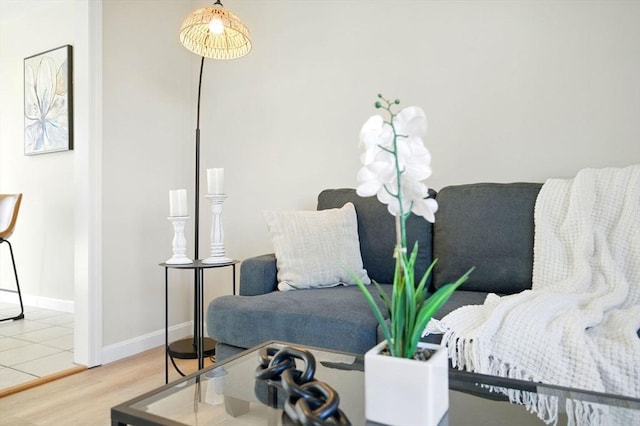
[[364, 341, 449, 426]]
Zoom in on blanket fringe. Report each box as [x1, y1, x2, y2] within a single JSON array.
[[438, 327, 620, 426], [566, 399, 609, 426], [435, 323, 638, 426]]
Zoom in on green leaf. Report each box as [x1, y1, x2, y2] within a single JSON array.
[[372, 280, 392, 316], [416, 259, 438, 303], [347, 270, 395, 356], [409, 267, 475, 351]]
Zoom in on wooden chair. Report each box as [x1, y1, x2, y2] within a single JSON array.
[[0, 193, 24, 321]]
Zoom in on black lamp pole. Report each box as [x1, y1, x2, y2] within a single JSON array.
[[195, 56, 205, 260], [168, 56, 217, 365]]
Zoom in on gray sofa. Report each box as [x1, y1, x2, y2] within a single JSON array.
[[207, 183, 542, 361]]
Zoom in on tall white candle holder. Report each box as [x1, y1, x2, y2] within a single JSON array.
[[166, 216, 193, 265], [203, 195, 232, 264]]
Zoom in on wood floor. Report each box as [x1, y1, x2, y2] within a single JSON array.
[[0, 346, 213, 426]]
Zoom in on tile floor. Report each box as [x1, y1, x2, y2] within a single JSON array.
[[0, 302, 76, 392]]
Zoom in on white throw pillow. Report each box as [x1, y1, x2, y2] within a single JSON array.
[[263, 202, 371, 291]]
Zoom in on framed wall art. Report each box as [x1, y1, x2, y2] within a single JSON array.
[[24, 45, 73, 155]]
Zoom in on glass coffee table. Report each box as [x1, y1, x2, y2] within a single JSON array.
[[111, 341, 640, 425]]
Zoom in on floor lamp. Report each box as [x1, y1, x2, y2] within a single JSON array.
[[170, 0, 251, 361]]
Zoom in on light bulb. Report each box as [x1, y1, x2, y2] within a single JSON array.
[[208, 18, 224, 34]]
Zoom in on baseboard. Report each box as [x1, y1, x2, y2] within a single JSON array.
[[1, 293, 200, 366], [0, 292, 74, 313], [100, 321, 195, 365]]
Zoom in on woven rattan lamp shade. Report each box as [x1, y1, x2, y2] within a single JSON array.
[[180, 5, 251, 60]]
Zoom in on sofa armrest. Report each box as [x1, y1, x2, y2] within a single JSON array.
[[239, 253, 278, 296]]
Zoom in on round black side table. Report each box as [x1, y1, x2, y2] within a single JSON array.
[[161, 259, 239, 383]]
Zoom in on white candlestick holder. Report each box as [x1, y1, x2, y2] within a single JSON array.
[[166, 216, 193, 265], [203, 195, 232, 264]]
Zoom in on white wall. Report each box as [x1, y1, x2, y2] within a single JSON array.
[[2, 0, 639, 363], [207, 0, 640, 263], [100, 0, 195, 350], [0, 0, 76, 310]]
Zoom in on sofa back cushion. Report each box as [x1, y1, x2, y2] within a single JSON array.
[[318, 188, 434, 285], [433, 182, 542, 294]]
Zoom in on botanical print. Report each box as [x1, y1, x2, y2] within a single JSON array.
[[24, 45, 72, 155]]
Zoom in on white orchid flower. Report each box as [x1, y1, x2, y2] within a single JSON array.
[[412, 197, 438, 223], [356, 98, 437, 224], [359, 114, 394, 152], [394, 106, 428, 139], [396, 136, 432, 182], [356, 164, 384, 197]]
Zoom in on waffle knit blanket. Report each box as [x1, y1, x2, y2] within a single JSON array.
[[425, 165, 640, 425]]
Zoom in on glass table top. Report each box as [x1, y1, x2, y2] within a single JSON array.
[[111, 341, 640, 426]]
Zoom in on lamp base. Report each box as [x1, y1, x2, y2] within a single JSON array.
[[168, 337, 216, 359]]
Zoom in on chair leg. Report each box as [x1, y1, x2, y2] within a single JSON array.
[[0, 239, 24, 322]]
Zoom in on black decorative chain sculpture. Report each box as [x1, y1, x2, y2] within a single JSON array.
[[255, 346, 351, 425]]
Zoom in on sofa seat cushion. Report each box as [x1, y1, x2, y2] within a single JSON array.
[[433, 290, 492, 320], [208, 284, 392, 354]]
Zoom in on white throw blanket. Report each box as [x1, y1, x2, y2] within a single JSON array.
[[425, 165, 640, 425]]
